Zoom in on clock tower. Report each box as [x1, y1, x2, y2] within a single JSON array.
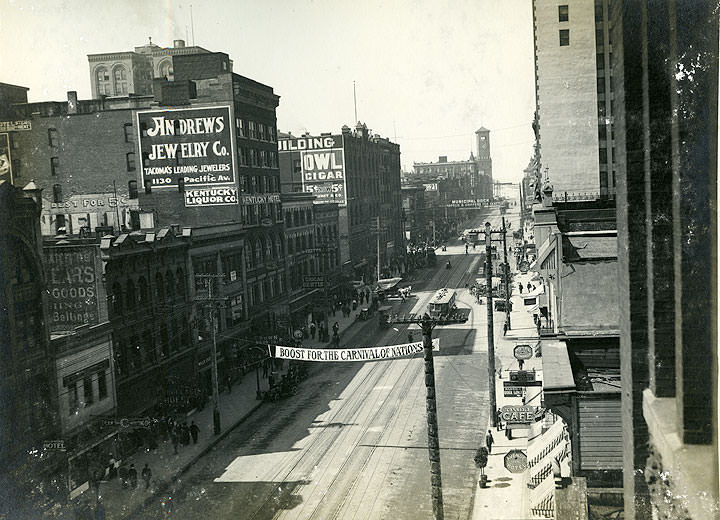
[[475, 127, 493, 199]]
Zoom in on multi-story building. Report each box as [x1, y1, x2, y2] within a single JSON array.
[[0, 181, 59, 514], [87, 39, 210, 98], [610, 3, 718, 519], [278, 123, 404, 282], [532, 0, 615, 198], [401, 185, 426, 243]]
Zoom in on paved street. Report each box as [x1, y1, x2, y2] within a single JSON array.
[[126, 212, 516, 520]]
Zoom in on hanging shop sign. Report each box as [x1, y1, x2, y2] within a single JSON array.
[[509, 370, 536, 383], [513, 344, 534, 361], [504, 449, 528, 473], [136, 105, 236, 194], [504, 386, 525, 398], [273, 338, 440, 362], [501, 405, 545, 424]]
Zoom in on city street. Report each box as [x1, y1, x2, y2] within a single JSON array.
[[131, 210, 514, 519]]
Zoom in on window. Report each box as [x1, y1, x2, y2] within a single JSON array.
[[250, 175, 257, 193], [113, 66, 128, 95], [51, 157, 60, 176], [53, 184, 63, 203], [236, 118, 245, 137], [260, 150, 267, 168], [126, 152, 136, 172], [597, 77, 606, 93], [124, 123, 134, 142], [258, 123, 266, 141], [128, 180, 138, 199], [249, 149, 258, 167], [559, 29, 570, 46], [158, 60, 173, 79], [68, 381, 79, 415], [293, 159, 301, 175], [83, 376, 94, 406], [558, 5, 569, 22], [239, 175, 247, 192], [96, 67, 111, 96], [238, 146, 249, 167], [248, 121, 257, 139], [48, 128, 58, 147]]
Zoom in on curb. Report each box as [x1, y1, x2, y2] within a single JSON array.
[[126, 401, 264, 518]]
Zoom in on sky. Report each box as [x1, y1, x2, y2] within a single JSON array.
[[0, 0, 536, 181]]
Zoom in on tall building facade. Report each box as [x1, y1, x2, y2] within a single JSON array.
[[610, 2, 718, 518], [533, 0, 615, 198], [278, 123, 404, 282]]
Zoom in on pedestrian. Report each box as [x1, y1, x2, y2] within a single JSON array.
[[332, 321, 339, 335], [181, 422, 190, 445], [107, 454, 117, 480], [128, 464, 138, 489], [407, 331, 414, 344], [486, 430, 495, 454], [141, 463, 152, 490], [518, 282, 524, 293], [496, 409, 503, 431], [352, 299, 357, 311], [310, 322, 316, 339], [503, 320, 508, 336], [226, 373, 232, 393], [118, 463, 129, 488], [170, 430, 179, 454], [189, 420, 200, 444]]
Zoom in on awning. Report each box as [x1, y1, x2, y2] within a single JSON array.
[[541, 340, 576, 392]]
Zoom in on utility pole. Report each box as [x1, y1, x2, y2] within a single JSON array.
[[501, 217, 511, 330], [195, 273, 224, 435], [389, 310, 468, 520], [484, 222, 497, 428]]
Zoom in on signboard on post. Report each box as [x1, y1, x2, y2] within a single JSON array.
[[302, 275, 326, 289], [509, 370, 537, 383], [504, 449, 528, 473], [514, 344, 534, 361], [504, 386, 526, 398], [136, 106, 236, 194], [278, 135, 346, 205]]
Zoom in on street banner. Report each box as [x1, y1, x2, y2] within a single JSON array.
[[273, 338, 440, 362]]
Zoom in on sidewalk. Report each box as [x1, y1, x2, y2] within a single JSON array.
[[472, 273, 542, 519], [75, 314, 364, 519]]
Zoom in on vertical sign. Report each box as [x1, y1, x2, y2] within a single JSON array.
[[44, 245, 103, 332], [278, 135, 346, 205], [0, 133, 12, 184], [136, 106, 236, 205]]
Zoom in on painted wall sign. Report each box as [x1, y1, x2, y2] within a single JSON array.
[[278, 134, 347, 205], [184, 186, 238, 207], [0, 120, 31, 132], [241, 193, 281, 205], [43, 245, 102, 332], [137, 106, 236, 193]]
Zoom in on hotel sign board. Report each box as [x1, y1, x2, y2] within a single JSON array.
[[136, 106, 236, 196], [0, 120, 31, 132], [278, 135, 347, 206]]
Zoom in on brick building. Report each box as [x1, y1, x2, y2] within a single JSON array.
[[278, 123, 404, 282], [610, 2, 718, 518]]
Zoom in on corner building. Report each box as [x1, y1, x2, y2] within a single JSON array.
[[278, 123, 404, 282]]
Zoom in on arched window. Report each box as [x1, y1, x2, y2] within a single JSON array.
[[138, 277, 149, 305], [295, 236, 301, 252], [176, 268, 185, 298], [126, 280, 136, 308], [113, 65, 128, 95], [158, 59, 173, 79], [160, 325, 169, 359], [255, 239, 262, 264], [245, 244, 253, 269], [274, 235, 282, 257], [111, 282, 123, 315], [265, 238, 272, 260], [95, 66, 111, 96], [155, 273, 164, 302], [166, 271, 175, 299]]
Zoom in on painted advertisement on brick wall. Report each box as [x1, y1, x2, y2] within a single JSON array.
[[278, 135, 346, 205], [43, 244, 107, 332], [136, 106, 236, 197]]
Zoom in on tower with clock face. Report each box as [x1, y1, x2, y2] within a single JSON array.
[[475, 127, 493, 199]]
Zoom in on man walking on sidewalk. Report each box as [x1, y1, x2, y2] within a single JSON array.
[[486, 430, 495, 454], [190, 421, 200, 444], [141, 464, 152, 490]]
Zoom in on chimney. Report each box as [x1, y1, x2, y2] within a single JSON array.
[[439, 156, 448, 163], [173, 39, 186, 48], [67, 91, 78, 114]]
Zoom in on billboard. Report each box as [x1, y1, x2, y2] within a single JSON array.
[[0, 133, 12, 184], [278, 135, 346, 205], [184, 186, 239, 207], [136, 106, 236, 192], [44, 245, 104, 332]]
